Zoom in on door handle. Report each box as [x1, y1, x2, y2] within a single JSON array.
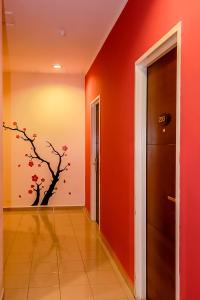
[[167, 196, 176, 203], [93, 157, 98, 172]]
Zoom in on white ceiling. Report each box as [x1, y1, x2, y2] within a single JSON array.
[[3, 0, 128, 74]]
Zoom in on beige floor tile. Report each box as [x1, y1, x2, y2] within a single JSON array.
[[31, 261, 58, 274], [29, 273, 59, 288], [35, 241, 57, 249], [80, 249, 106, 257], [56, 235, 77, 244], [55, 222, 71, 229], [54, 213, 71, 220], [60, 285, 93, 300], [5, 262, 32, 275], [6, 251, 33, 263], [36, 233, 57, 241], [14, 235, 37, 245], [60, 271, 89, 286], [59, 259, 85, 273], [9, 249, 34, 259], [10, 244, 35, 253], [78, 236, 99, 246], [79, 242, 104, 251], [58, 249, 82, 260], [57, 239, 80, 251], [87, 270, 121, 285], [28, 287, 60, 300], [56, 231, 75, 238], [3, 236, 16, 245], [4, 274, 29, 288], [91, 283, 129, 300], [32, 248, 57, 263], [32, 255, 57, 264], [58, 244, 80, 254], [81, 251, 108, 260], [57, 252, 83, 263], [4, 288, 28, 300], [84, 259, 114, 272]]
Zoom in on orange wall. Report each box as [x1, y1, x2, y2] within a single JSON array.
[[3, 72, 85, 208]]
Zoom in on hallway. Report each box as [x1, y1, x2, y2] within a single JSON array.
[[3, 208, 134, 300]]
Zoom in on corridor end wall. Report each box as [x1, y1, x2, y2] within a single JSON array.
[[3, 72, 85, 208]]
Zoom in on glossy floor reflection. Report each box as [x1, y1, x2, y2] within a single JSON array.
[[3, 208, 135, 300]]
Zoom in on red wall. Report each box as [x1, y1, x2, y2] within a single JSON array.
[[85, 0, 200, 298]]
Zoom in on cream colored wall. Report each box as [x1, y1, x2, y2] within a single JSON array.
[[3, 72, 85, 208]]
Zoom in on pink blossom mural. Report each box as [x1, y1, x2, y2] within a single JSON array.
[[3, 122, 70, 206]]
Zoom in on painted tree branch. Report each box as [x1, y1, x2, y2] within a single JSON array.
[[46, 141, 64, 157], [3, 124, 55, 178], [3, 122, 70, 206]]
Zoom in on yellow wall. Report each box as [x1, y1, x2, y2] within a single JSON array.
[[3, 72, 11, 204], [3, 72, 85, 207]]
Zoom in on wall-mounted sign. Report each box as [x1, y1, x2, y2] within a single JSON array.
[[158, 113, 171, 126]]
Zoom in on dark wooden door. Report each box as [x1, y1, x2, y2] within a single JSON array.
[[96, 103, 100, 225], [147, 48, 177, 300]]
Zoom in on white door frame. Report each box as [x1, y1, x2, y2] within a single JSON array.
[[90, 95, 100, 225], [134, 22, 181, 300]]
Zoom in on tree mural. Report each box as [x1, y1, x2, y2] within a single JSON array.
[[3, 122, 70, 206]]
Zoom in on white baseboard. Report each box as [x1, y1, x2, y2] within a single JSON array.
[[97, 232, 134, 299], [3, 205, 84, 210]]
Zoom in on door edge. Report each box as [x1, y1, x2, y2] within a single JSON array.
[[90, 95, 101, 227]]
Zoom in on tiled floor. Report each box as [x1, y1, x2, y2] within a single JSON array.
[[3, 208, 135, 300]]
